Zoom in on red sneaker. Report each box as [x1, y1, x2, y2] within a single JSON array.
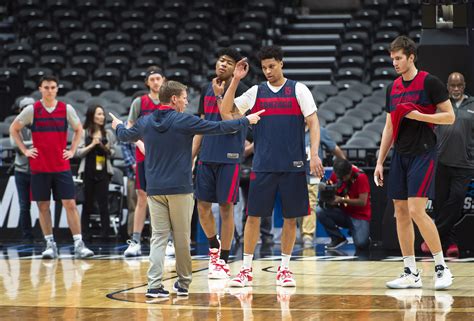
[[420, 241, 430, 254], [229, 267, 253, 287], [276, 266, 296, 287], [446, 244, 459, 258]]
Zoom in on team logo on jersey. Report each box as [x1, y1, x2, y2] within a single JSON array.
[[227, 153, 239, 159], [285, 87, 292, 96], [293, 161, 304, 168]]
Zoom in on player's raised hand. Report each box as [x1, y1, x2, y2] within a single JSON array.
[[212, 77, 225, 97], [246, 109, 265, 125], [233, 58, 249, 80], [109, 112, 123, 130]]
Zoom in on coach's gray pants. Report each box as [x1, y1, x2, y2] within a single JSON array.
[[147, 193, 194, 290]]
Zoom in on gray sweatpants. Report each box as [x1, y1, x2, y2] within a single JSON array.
[[147, 193, 194, 290]]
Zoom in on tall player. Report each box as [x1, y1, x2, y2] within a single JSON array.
[[10, 75, 94, 259], [220, 46, 324, 287], [192, 48, 248, 278], [124, 66, 166, 257], [374, 36, 455, 289]]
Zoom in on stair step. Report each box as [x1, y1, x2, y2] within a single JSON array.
[[295, 14, 352, 24], [283, 56, 336, 69], [284, 68, 333, 81], [279, 34, 341, 46], [283, 23, 345, 34], [281, 45, 337, 57]]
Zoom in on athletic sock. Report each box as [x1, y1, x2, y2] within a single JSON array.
[[208, 234, 220, 249]]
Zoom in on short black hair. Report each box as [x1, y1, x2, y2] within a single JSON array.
[[333, 158, 352, 178], [217, 47, 242, 63], [257, 45, 283, 61], [38, 74, 59, 87]]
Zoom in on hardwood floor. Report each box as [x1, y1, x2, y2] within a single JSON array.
[[0, 255, 472, 320]]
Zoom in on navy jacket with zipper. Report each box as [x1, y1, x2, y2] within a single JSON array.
[[115, 106, 249, 196]]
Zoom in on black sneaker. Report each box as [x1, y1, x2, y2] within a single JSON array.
[[146, 286, 169, 298], [325, 237, 348, 250], [173, 281, 189, 296]]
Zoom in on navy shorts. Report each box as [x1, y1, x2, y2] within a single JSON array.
[[247, 171, 310, 218], [31, 170, 76, 201], [195, 162, 240, 204], [388, 148, 437, 200], [135, 161, 146, 191]]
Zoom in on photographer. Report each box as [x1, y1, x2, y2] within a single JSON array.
[[317, 158, 371, 250]]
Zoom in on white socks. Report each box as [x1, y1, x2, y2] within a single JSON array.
[[44, 234, 54, 243], [73, 234, 82, 246], [243, 253, 253, 269], [281, 254, 291, 269], [433, 251, 447, 267], [403, 255, 417, 273]]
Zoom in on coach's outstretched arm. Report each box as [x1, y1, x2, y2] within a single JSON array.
[[220, 58, 249, 120], [110, 112, 143, 143]]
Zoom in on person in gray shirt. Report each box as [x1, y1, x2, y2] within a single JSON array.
[[10, 97, 35, 242], [421, 72, 474, 257]]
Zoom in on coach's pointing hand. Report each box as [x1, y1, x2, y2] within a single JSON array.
[[109, 112, 123, 130], [246, 109, 265, 125]]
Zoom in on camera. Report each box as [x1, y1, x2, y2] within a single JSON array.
[[318, 182, 337, 209]]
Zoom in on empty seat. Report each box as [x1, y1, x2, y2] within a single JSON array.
[[52, 9, 78, 21], [27, 67, 53, 83], [373, 67, 398, 80], [336, 67, 364, 81], [70, 32, 96, 45], [345, 136, 377, 148], [336, 115, 364, 130], [136, 56, 163, 68], [120, 81, 147, 96], [121, 21, 146, 36], [327, 96, 353, 109], [59, 19, 83, 34], [103, 56, 130, 71], [104, 32, 131, 45], [61, 67, 87, 87], [27, 19, 53, 33], [71, 55, 97, 72], [345, 20, 372, 33], [99, 90, 125, 103], [176, 33, 203, 46], [140, 44, 168, 58], [362, 95, 386, 107], [348, 82, 373, 96], [65, 90, 92, 104], [326, 122, 354, 138], [345, 109, 373, 123], [355, 102, 383, 116], [39, 55, 66, 72], [40, 42, 66, 56], [34, 31, 61, 44], [371, 42, 390, 57], [340, 55, 365, 69], [340, 43, 364, 57], [152, 21, 177, 36], [140, 32, 167, 45], [317, 109, 337, 123], [93, 68, 121, 86], [319, 101, 346, 116], [371, 55, 392, 69], [85, 97, 108, 108], [370, 79, 393, 90], [176, 44, 202, 60], [107, 43, 133, 57], [379, 19, 404, 33], [127, 68, 147, 81], [343, 31, 370, 45], [375, 30, 400, 43], [184, 21, 209, 36], [165, 68, 190, 83], [104, 102, 127, 116], [338, 89, 364, 103], [353, 130, 381, 144], [83, 80, 111, 95], [90, 20, 115, 34], [86, 9, 112, 22], [74, 43, 100, 56], [168, 56, 193, 72], [8, 54, 34, 71], [362, 122, 385, 134], [313, 84, 338, 97]]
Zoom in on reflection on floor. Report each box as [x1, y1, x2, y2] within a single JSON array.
[[0, 242, 473, 320]]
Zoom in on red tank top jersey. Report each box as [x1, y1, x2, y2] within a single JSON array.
[[30, 100, 70, 173]]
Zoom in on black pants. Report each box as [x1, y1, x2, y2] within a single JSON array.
[[82, 176, 110, 236], [14, 171, 33, 239], [433, 162, 474, 247], [240, 179, 272, 239]]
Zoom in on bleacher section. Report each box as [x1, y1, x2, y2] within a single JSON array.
[[0, 0, 422, 167]]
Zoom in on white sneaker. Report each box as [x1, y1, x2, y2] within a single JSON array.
[[74, 240, 94, 259], [386, 268, 422, 289], [42, 241, 58, 259], [165, 240, 175, 256], [434, 265, 453, 290], [208, 247, 220, 270], [229, 267, 253, 287], [208, 259, 230, 279], [276, 266, 296, 287], [124, 239, 141, 257]]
